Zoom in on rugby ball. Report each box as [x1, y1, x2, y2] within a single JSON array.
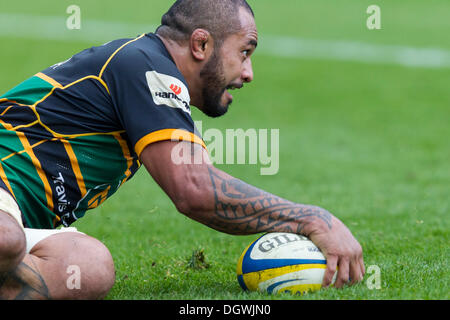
[[237, 232, 335, 295]]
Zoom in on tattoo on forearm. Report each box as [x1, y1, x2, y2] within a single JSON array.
[[0, 259, 50, 300], [207, 167, 332, 235]]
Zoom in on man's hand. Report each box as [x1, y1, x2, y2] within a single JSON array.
[[306, 216, 365, 288], [141, 140, 365, 288]]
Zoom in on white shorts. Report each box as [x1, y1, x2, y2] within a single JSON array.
[[0, 187, 84, 253], [24, 227, 85, 253]]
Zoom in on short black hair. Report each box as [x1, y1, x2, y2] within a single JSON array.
[[156, 0, 254, 47]]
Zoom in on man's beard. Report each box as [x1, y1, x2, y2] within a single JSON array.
[[199, 49, 231, 118]]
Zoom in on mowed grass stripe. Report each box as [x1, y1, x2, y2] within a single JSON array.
[[0, 13, 450, 69]]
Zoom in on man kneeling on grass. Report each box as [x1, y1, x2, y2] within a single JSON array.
[[0, 0, 364, 299]]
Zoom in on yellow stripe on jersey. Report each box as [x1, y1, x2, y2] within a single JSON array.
[[134, 128, 207, 158], [0, 105, 13, 116], [99, 34, 146, 79], [0, 119, 54, 212], [37, 71, 109, 94], [0, 161, 16, 199], [52, 215, 61, 227], [113, 133, 134, 185], [17, 133, 54, 212], [2, 37, 150, 142], [1, 137, 59, 162], [35, 72, 63, 88], [96, 77, 110, 95], [61, 138, 87, 197], [8, 120, 39, 131], [28, 75, 123, 139]]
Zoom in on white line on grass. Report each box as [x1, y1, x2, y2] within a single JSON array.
[[260, 35, 450, 69], [1, 13, 450, 69]]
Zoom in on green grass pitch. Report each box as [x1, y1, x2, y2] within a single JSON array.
[[0, 0, 448, 300]]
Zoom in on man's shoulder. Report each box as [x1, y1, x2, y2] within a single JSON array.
[[106, 33, 182, 80]]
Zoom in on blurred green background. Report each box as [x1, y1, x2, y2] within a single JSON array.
[[0, 0, 448, 299]]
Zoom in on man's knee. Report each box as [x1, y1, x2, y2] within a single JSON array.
[[0, 211, 26, 272], [73, 235, 116, 299], [34, 233, 115, 300]]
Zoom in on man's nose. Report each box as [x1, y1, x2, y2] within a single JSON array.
[[241, 58, 254, 83]]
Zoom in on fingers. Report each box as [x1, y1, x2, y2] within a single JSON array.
[[322, 255, 337, 288], [324, 248, 365, 289], [335, 257, 350, 288], [360, 258, 366, 278], [351, 244, 365, 285], [349, 257, 362, 285], [359, 251, 366, 282], [311, 216, 365, 290]]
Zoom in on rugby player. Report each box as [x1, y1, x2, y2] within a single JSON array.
[[0, 0, 364, 299]]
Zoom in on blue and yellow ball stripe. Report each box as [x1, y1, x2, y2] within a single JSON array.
[[237, 234, 328, 295]]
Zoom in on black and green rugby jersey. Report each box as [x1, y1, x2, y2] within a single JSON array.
[[0, 33, 205, 229]]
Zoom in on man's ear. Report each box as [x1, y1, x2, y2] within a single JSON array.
[[190, 29, 213, 61]]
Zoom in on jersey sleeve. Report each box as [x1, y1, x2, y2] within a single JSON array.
[[101, 43, 205, 157]]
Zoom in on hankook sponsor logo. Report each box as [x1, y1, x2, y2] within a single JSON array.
[[145, 70, 191, 114]]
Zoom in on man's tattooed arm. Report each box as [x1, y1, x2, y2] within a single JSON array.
[[143, 140, 364, 288], [201, 166, 333, 236], [0, 258, 50, 300]]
